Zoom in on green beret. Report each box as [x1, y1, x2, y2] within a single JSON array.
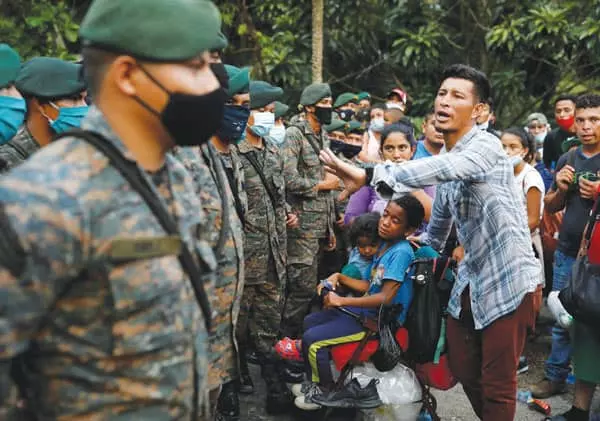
[[215, 31, 228, 51], [250, 81, 283, 109], [0, 44, 21, 88], [225, 65, 250, 97], [300, 83, 332, 106], [324, 119, 347, 133], [345, 120, 365, 134], [80, 0, 222, 61], [334, 92, 358, 109], [16, 57, 85, 98], [562, 136, 582, 153], [357, 92, 371, 102], [274, 101, 289, 119]]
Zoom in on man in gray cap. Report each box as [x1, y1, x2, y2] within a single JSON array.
[[0, 57, 88, 173], [526, 112, 550, 151], [0, 0, 224, 419], [280, 83, 338, 343]]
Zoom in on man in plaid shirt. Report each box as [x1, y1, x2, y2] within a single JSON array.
[[320, 64, 540, 421]]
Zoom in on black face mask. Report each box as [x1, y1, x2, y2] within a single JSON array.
[[135, 66, 226, 147], [338, 109, 355, 122], [210, 62, 229, 92], [314, 106, 333, 125], [355, 108, 370, 122], [330, 139, 362, 159]]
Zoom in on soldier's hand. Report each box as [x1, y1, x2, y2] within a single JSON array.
[[286, 213, 299, 228], [324, 234, 336, 251]]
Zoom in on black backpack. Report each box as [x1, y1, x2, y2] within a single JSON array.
[[405, 245, 456, 364]]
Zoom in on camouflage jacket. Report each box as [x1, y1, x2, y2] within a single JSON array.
[[235, 137, 287, 286], [283, 120, 335, 239], [0, 125, 40, 173], [0, 107, 217, 420], [171, 144, 245, 390], [216, 146, 248, 226]]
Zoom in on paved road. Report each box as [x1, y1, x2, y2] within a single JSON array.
[[240, 308, 599, 420]]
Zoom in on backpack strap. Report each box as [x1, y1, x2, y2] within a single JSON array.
[[243, 149, 281, 215], [290, 122, 323, 158], [54, 130, 213, 332]]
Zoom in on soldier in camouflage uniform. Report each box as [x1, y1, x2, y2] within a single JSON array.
[[0, 44, 26, 145], [204, 63, 249, 421], [0, 57, 88, 173], [280, 83, 339, 340], [235, 80, 297, 413], [0, 0, 225, 419]]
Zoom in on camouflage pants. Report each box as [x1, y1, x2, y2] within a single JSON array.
[[280, 236, 327, 338], [236, 267, 282, 358]]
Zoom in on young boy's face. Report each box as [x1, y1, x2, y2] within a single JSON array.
[[357, 236, 378, 258], [379, 201, 412, 240]]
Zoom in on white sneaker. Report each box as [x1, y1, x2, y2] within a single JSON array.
[[291, 383, 304, 397], [294, 395, 321, 411]]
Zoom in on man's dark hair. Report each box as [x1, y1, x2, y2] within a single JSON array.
[[348, 212, 380, 247], [424, 107, 435, 121], [81, 47, 117, 97], [391, 194, 425, 230], [440, 64, 491, 104], [575, 94, 600, 111], [555, 94, 578, 107], [370, 103, 386, 112]]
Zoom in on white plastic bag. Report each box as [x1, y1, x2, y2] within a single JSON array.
[[352, 362, 422, 405], [360, 403, 423, 421]]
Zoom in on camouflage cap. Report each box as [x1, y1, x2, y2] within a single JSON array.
[[334, 92, 358, 109], [79, 0, 223, 61], [250, 81, 283, 109], [274, 101, 289, 119], [300, 83, 331, 106], [324, 119, 347, 133], [0, 44, 21, 88], [16, 57, 85, 98], [225, 65, 250, 98]]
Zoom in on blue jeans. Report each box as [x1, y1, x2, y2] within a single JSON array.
[[544, 250, 575, 383]]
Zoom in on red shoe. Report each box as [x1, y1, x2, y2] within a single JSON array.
[[275, 337, 303, 361]]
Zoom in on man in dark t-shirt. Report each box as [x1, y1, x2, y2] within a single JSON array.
[[532, 94, 600, 402], [543, 94, 577, 170]]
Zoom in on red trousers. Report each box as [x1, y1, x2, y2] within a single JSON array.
[[447, 290, 534, 421]]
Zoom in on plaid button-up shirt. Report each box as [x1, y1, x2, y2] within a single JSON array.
[[373, 126, 541, 329]]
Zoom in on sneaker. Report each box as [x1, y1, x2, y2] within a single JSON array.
[[517, 356, 529, 375], [275, 337, 303, 361], [294, 383, 324, 411], [291, 381, 311, 398], [312, 378, 382, 409], [530, 378, 567, 399], [294, 395, 321, 411]]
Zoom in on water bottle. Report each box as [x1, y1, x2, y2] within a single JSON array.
[[517, 389, 532, 403], [417, 411, 433, 421], [548, 291, 574, 329], [567, 373, 576, 385]]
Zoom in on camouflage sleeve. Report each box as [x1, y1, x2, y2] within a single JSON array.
[[0, 182, 87, 415], [282, 127, 318, 198], [231, 149, 248, 218]]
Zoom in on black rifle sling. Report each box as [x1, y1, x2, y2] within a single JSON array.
[[244, 150, 280, 214]]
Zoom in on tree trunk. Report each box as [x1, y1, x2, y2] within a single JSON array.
[[311, 0, 324, 83]]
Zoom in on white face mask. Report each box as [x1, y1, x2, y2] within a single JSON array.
[[369, 117, 385, 133], [269, 124, 286, 145], [250, 111, 275, 138], [508, 154, 524, 167]]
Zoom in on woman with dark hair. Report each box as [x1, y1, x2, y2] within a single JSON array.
[[358, 103, 386, 163], [344, 123, 432, 225]]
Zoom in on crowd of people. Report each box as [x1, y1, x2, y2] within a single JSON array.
[[0, 1, 599, 421]]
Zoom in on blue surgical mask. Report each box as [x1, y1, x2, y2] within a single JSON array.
[[369, 117, 385, 133], [47, 102, 89, 134], [0, 96, 26, 144], [217, 105, 250, 144], [250, 111, 275, 138], [509, 155, 523, 167], [269, 124, 286, 146], [534, 132, 547, 144]]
